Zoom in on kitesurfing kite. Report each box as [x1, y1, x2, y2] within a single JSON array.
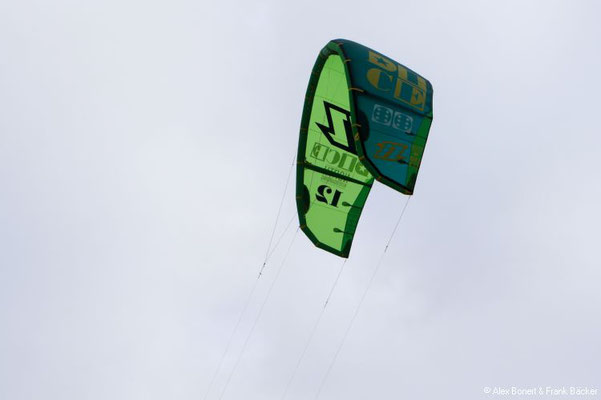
[[296, 39, 434, 257]]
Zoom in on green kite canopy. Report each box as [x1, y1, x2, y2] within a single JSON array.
[[296, 39, 434, 257]]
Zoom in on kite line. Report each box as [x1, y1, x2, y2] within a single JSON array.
[[314, 196, 412, 399], [279, 257, 348, 400], [218, 228, 299, 400], [202, 156, 296, 400]]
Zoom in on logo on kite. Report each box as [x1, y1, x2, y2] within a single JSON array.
[[373, 141, 409, 163], [371, 104, 414, 133], [316, 101, 355, 153]]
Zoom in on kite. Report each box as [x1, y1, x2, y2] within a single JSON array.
[[296, 39, 433, 257]]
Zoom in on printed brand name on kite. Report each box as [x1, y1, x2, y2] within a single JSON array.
[[373, 141, 421, 167], [374, 141, 409, 162], [310, 142, 370, 177], [366, 50, 427, 111]]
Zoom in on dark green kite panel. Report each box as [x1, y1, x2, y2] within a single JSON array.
[[336, 39, 434, 195]]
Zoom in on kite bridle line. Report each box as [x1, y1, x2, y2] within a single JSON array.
[[260, 155, 297, 276]]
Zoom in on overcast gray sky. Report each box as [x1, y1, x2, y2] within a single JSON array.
[[1, 0, 600, 399]]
